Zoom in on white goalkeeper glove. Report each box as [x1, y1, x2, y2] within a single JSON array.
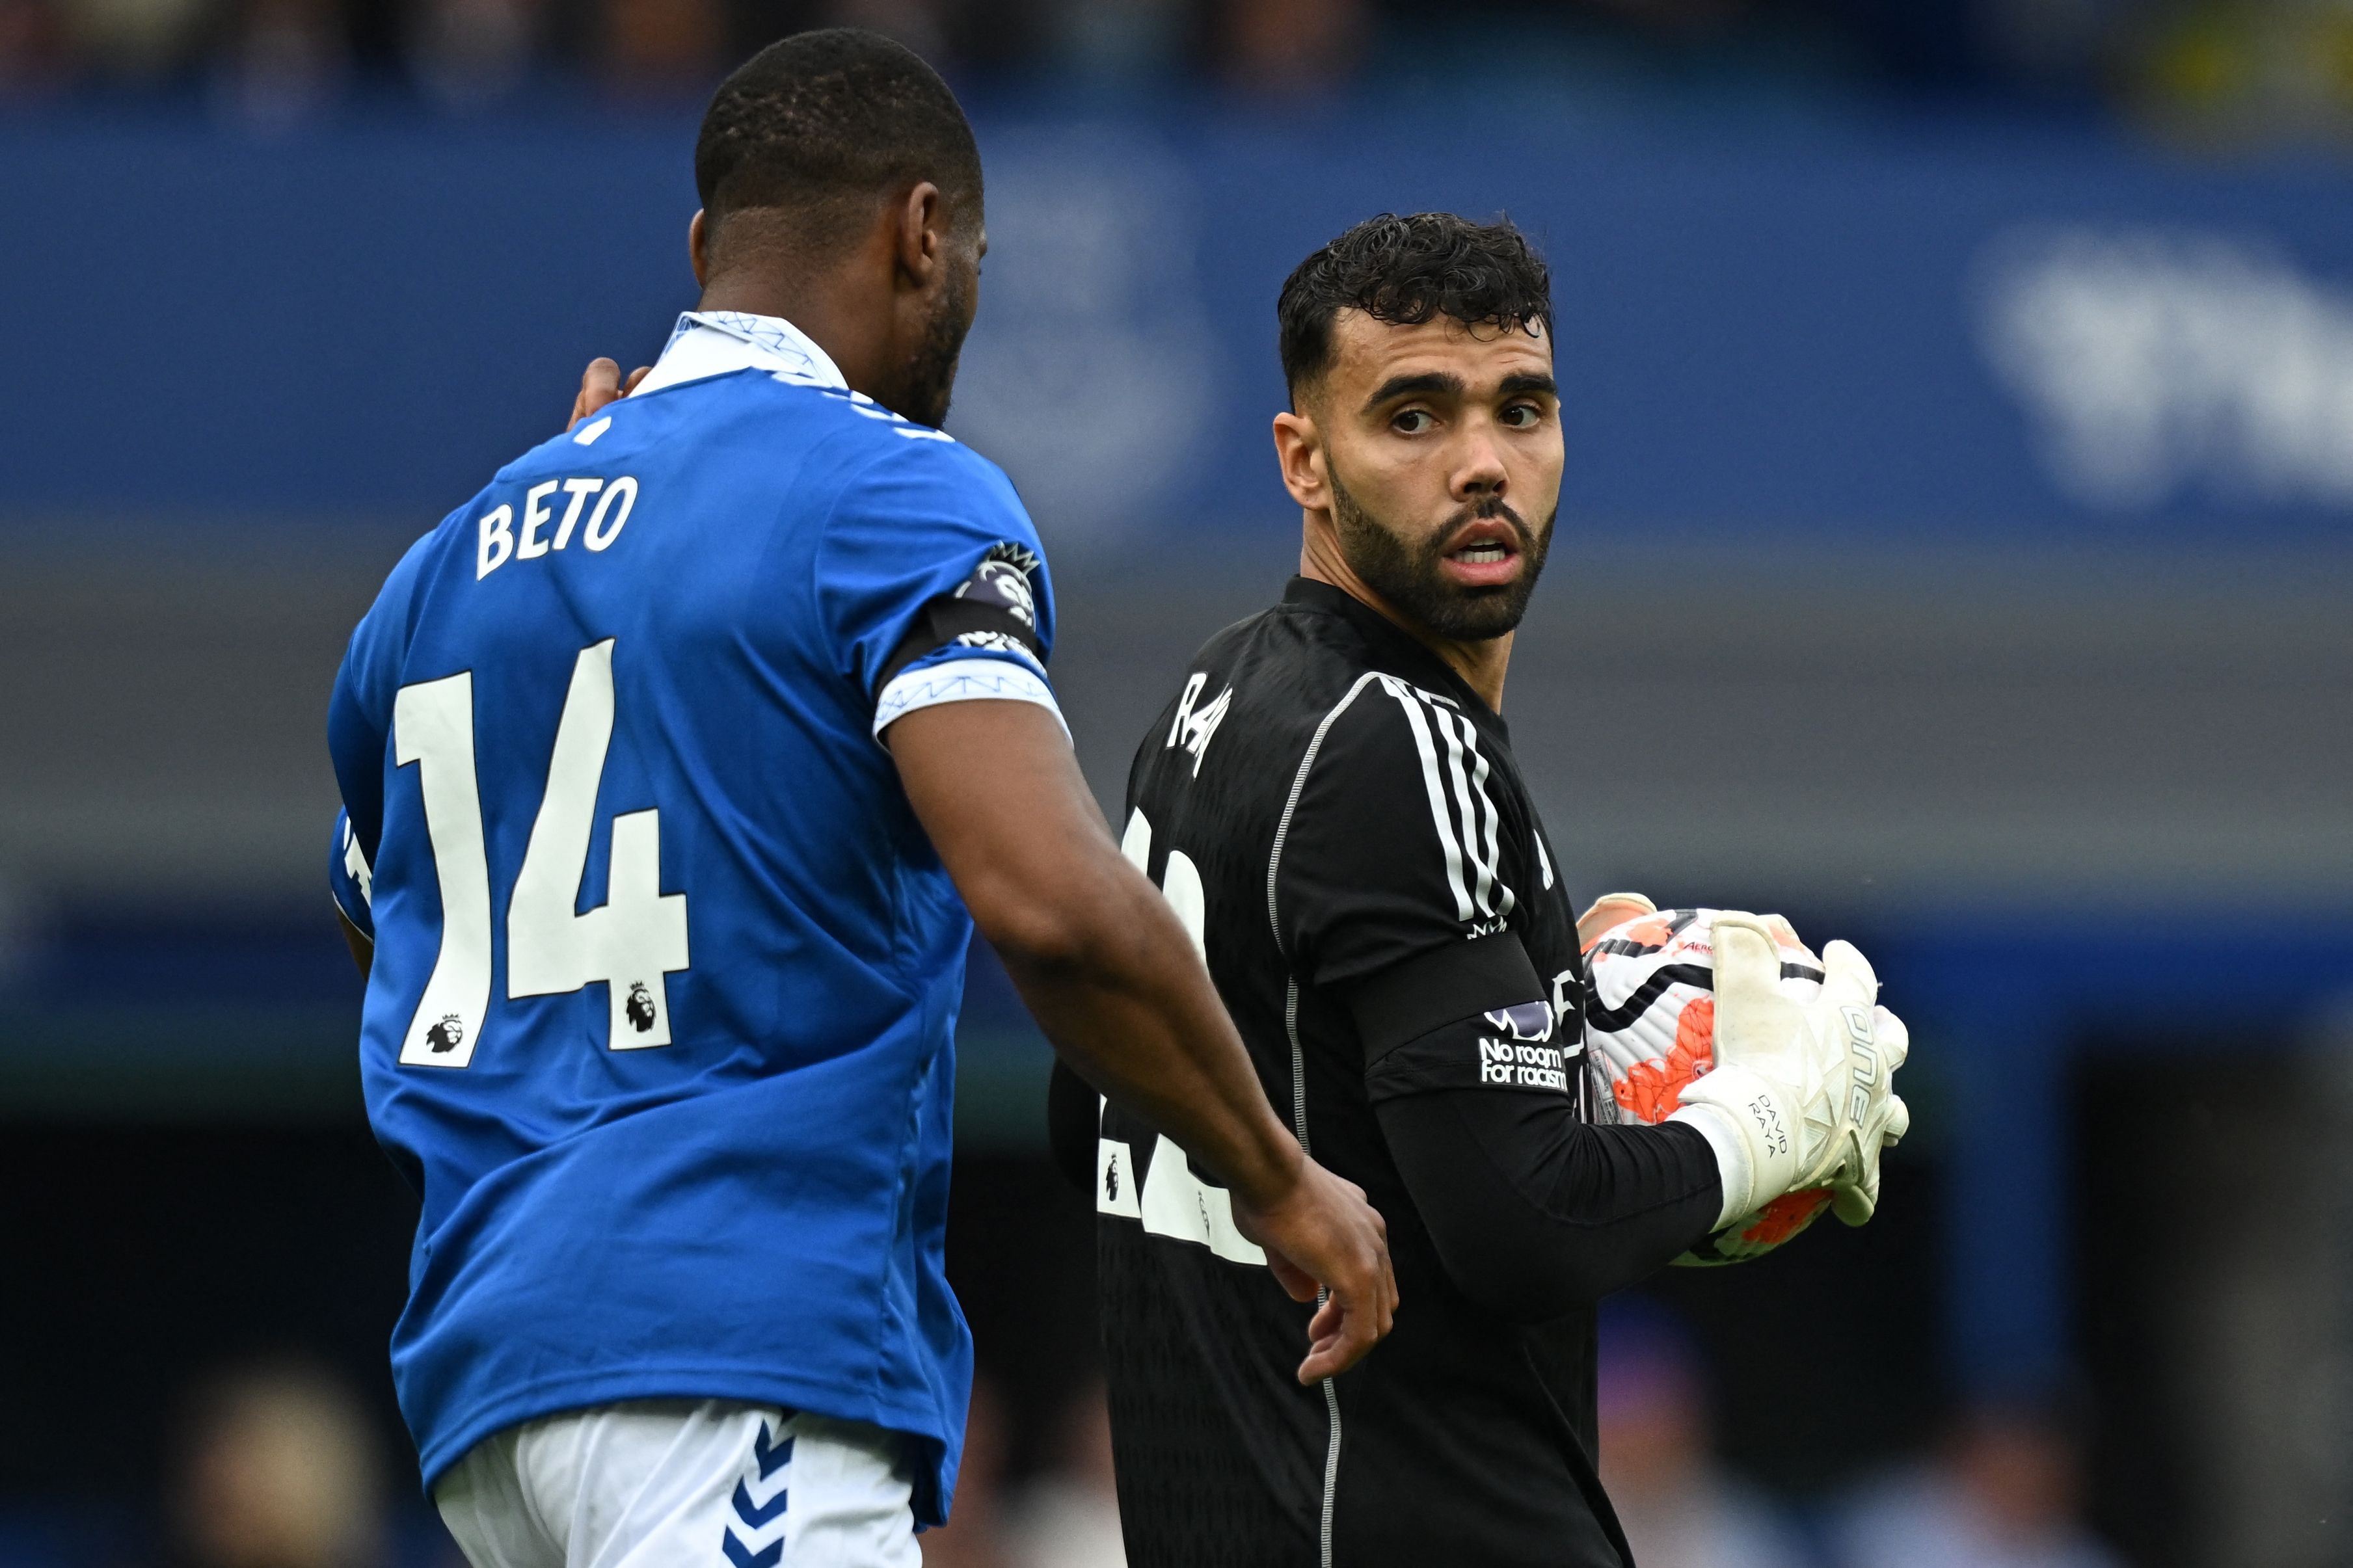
[[1667, 915, 1906, 1229], [1829, 1001, 1909, 1225]]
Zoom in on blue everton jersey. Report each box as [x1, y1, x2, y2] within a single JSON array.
[[325, 313, 1059, 1522]]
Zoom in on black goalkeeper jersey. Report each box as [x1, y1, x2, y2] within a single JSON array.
[[1088, 578, 1718, 1568]]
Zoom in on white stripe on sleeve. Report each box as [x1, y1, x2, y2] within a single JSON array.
[[872, 657, 1067, 740], [1377, 676, 1476, 923], [1441, 707, 1515, 920], [1430, 706, 1496, 919]]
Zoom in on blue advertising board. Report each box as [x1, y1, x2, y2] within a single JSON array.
[[2, 103, 2349, 544]]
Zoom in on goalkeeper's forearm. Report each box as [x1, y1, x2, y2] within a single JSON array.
[[1380, 1089, 1723, 1320]]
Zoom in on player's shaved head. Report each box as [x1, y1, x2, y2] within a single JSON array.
[[1278, 213, 1552, 408], [694, 28, 984, 269], [686, 28, 986, 428]]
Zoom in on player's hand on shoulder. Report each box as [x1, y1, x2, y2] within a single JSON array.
[[569, 358, 651, 431], [1229, 1155, 1399, 1385]]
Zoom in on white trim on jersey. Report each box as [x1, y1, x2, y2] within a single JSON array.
[[870, 657, 1067, 741], [1265, 671, 1386, 953], [1373, 676, 1516, 927], [1377, 679, 1473, 922], [632, 310, 849, 397], [1258, 672, 1393, 1568], [1431, 702, 1516, 924]]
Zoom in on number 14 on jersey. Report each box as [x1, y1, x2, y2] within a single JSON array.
[[392, 639, 690, 1067]]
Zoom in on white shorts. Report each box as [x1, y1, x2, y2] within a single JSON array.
[[434, 1400, 922, 1568]]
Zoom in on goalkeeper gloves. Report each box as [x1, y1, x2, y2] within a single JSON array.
[[1667, 914, 1908, 1230], [1829, 1002, 1909, 1225]]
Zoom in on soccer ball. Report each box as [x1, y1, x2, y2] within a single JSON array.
[[1583, 907, 1834, 1267]]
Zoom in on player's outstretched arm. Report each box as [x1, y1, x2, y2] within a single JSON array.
[[890, 698, 1397, 1383]]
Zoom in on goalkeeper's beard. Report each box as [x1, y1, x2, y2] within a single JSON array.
[[1328, 468, 1555, 643]]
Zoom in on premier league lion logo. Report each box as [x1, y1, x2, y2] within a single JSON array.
[[424, 1015, 464, 1054], [625, 981, 658, 1033], [954, 542, 1042, 628], [961, 561, 1036, 626]]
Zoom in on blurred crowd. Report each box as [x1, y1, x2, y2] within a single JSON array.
[[0, 0, 1474, 116], [43, 1360, 1129, 1568], [34, 1317, 2125, 1568], [1598, 1307, 2125, 1568], [1, 0, 2350, 140]]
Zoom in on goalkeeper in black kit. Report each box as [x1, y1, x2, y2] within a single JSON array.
[[1047, 213, 1911, 1567]]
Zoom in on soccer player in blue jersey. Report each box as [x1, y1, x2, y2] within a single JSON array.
[[325, 30, 1394, 1568]]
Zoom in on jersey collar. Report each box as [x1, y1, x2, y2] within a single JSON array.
[[630, 310, 850, 398], [1282, 576, 1504, 725]]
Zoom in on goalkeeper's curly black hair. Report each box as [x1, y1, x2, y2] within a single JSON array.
[[1276, 213, 1553, 405], [693, 28, 982, 263]]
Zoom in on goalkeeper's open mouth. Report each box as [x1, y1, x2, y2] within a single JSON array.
[[1437, 516, 1526, 589]]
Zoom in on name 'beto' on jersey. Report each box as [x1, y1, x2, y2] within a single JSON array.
[[325, 312, 1057, 1526], [474, 472, 641, 576]]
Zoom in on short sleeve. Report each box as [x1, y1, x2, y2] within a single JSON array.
[[814, 440, 1063, 740], [1278, 674, 1566, 1105], [1273, 674, 1524, 990]]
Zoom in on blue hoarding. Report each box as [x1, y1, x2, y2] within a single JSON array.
[[3, 103, 2350, 547]]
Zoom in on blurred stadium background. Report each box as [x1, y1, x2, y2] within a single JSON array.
[[4, 0, 2352, 1563]]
